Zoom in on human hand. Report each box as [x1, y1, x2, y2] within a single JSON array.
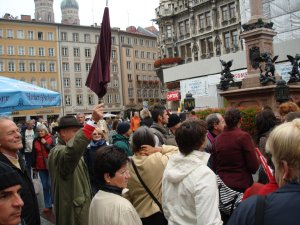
[[139, 145, 161, 156], [91, 103, 104, 122], [40, 138, 46, 144]]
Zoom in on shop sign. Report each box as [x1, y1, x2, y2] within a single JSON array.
[[167, 91, 180, 101]]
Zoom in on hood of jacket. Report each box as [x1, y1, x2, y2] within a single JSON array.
[[164, 150, 210, 183], [112, 133, 129, 143]]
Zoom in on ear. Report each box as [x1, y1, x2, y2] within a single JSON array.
[[104, 173, 111, 184], [281, 160, 292, 181]]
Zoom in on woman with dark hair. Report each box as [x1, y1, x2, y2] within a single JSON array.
[[126, 126, 177, 225], [89, 146, 142, 225], [162, 120, 222, 225]]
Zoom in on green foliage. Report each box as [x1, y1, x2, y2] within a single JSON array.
[[195, 107, 260, 136]]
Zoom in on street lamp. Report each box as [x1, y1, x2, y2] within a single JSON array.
[[184, 92, 195, 111], [275, 78, 290, 103]]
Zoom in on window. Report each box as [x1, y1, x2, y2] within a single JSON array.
[[50, 78, 57, 90], [154, 90, 159, 98], [48, 48, 54, 56], [113, 79, 118, 87], [128, 74, 132, 81], [62, 63, 69, 71], [17, 30, 24, 39], [112, 64, 118, 72], [40, 63, 46, 72], [65, 95, 71, 105], [7, 46, 14, 55], [136, 63, 140, 70], [126, 61, 131, 69], [0, 29, 3, 38], [115, 94, 120, 103], [142, 63, 145, 71], [48, 32, 54, 40], [18, 47, 25, 55], [63, 78, 70, 87], [85, 48, 91, 57], [112, 50, 116, 59], [73, 33, 79, 42], [126, 48, 131, 57], [19, 62, 25, 72], [153, 53, 156, 59], [224, 32, 231, 49], [39, 48, 45, 56], [166, 25, 172, 38], [61, 32, 67, 41], [207, 37, 213, 53], [28, 31, 34, 40], [0, 46, 2, 55], [86, 63, 91, 72], [134, 50, 138, 58], [38, 32, 43, 40], [146, 40, 150, 47], [75, 78, 82, 87], [8, 62, 15, 72], [7, 29, 13, 38], [200, 39, 206, 54], [232, 30, 238, 47], [77, 95, 83, 105], [179, 21, 184, 35], [29, 63, 35, 72], [205, 12, 211, 27], [141, 51, 145, 59], [146, 52, 150, 59], [88, 94, 94, 105], [28, 47, 35, 56], [84, 34, 90, 42], [40, 79, 47, 88], [0, 62, 3, 72], [95, 35, 99, 43], [74, 48, 80, 57], [111, 36, 116, 45], [120, 36, 124, 43], [127, 37, 132, 45], [62, 47, 68, 57], [229, 3, 236, 19], [185, 20, 190, 34], [199, 14, 205, 29], [134, 38, 138, 45], [147, 64, 152, 70], [222, 6, 229, 21], [107, 94, 112, 104], [74, 63, 81, 72], [29, 78, 36, 85], [139, 39, 144, 46], [49, 63, 55, 72]]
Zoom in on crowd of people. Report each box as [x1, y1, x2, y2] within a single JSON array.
[[0, 101, 300, 225]]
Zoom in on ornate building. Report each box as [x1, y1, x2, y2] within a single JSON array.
[[34, 0, 55, 22], [61, 0, 80, 25]]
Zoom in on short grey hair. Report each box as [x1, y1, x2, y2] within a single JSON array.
[[205, 113, 222, 132]]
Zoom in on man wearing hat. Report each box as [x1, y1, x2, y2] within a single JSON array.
[[112, 122, 133, 156], [166, 114, 181, 146], [0, 117, 40, 225], [48, 104, 104, 225], [0, 161, 24, 225]]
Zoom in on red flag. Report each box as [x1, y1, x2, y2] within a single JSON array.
[[85, 7, 111, 98]]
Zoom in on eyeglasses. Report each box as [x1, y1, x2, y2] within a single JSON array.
[[92, 133, 103, 136]]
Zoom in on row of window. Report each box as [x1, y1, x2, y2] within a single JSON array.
[[0, 45, 55, 57], [64, 93, 120, 106], [120, 36, 156, 48], [125, 48, 157, 60], [61, 47, 91, 57], [9, 77, 57, 90], [137, 89, 160, 98], [0, 29, 54, 41], [0, 61, 56, 72], [63, 77, 119, 88]]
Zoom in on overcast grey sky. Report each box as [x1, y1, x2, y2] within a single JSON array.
[[0, 0, 159, 30]]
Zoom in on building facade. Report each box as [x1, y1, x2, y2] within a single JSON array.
[[34, 0, 55, 23]]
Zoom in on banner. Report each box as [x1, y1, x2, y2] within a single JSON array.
[[167, 91, 180, 101]]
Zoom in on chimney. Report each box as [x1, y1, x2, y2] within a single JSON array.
[[21, 15, 31, 21]]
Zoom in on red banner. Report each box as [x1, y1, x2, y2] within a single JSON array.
[[167, 91, 180, 101]]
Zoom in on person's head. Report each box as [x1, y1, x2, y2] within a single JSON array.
[[266, 118, 300, 187], [36, 124, 49, 138], [167, 114, 181, 134], [278, 102, 299, 119], [112, 119, 120, 131], [205, 113, 225, 135], [76, 112, 85, 125], [255, 109, 277, 136], [224, 108, 241, 129], [53, 115, 83, 143], [285, 112, 300, 122], [0, 162, 24, 225], [116, 122, 132, 137], [131, 126, 155, 153], [0, 117, 23, 157], [94, 146, 130, 189], [150, 104, 169, 125], [179, 112, 187, 122], [26, 120, 34, 130], [175, 119, 207, 156], [190, 111, 196, 116], [133, 111, 139, 118], [140, 108, 151, 119], [92, 127, 105, 142]]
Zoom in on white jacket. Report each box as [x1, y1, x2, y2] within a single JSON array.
[[162, 150, 222, 225], [89, 190, 142, 225]]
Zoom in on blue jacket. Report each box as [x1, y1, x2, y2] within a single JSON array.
[[228, 183, 300, 225]]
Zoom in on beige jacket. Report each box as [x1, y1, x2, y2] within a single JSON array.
[[125, 145, 178, 218]]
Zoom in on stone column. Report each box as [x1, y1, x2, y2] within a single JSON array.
[[249, 0, 263, 22]]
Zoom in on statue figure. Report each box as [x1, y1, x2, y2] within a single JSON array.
[[258, 52, 278, 85], [217, 59, 235, 90], [287, 54, 300, 83]]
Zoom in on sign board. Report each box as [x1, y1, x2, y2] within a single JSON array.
[[167, 91, 180, 101]]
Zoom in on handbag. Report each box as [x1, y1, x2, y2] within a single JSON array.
[[217, 175, 243, 215], [32, 170, 41, 195]]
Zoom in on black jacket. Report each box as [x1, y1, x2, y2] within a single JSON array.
[[0, 153, 41, 225]]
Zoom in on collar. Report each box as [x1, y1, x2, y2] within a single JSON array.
[[100, 184, 123, 196]]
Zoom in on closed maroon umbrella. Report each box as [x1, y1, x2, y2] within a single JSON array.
[[85, 6, 111, 98]]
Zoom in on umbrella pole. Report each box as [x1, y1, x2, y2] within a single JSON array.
[[106, 0, 108, 6]]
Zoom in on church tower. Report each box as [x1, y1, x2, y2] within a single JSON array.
[[34, 0, 55, 22], [61, 0, 80, 25]]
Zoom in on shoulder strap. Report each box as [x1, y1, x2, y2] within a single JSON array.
[[254, 195, 265, 225], [130, 159, 164, 213]]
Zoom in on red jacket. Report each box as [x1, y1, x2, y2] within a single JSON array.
[[211, 127, 260, 190], [32, 133, 54, 170]]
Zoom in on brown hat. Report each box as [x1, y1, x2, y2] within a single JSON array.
[[53, 115, 83, 132]]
